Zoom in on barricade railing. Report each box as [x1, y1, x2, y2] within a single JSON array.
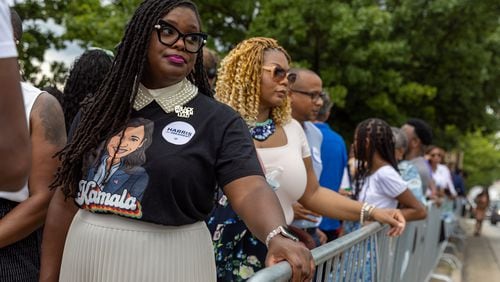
[[249, 202, 449, 282]]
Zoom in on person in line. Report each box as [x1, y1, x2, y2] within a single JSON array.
[[39, 1, 313, 282], [401, 118, 437, 198], [62, 48, 114, 133], [426, 145, 457, 198], [342, 118, 427, 281], [392, 127, 425, 203], [314, 92, 350, 242], [0, 4, 30, 191], [1, 9, 66, 281], [349, 119, 427, 222], [211, 37, 405, 281], [202, 46, 218, 89], [473, 189, 490, 236], [289, 68, 326, 248]]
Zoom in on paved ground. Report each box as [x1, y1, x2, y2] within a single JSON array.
[[462, 218, 500, 282]]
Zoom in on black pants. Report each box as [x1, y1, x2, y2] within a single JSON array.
[[0, 198, 42, 282]]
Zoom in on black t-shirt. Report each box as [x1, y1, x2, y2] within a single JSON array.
[[74, 93, 263, 226]]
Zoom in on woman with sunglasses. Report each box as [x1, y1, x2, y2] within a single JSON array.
[[426, 145, 457, 198], [210, 37, 406, 281], [39, 2, 313, 282]]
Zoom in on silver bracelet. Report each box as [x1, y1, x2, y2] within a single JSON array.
[[265, 226, 299, 248]]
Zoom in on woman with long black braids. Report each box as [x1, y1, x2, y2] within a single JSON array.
[[39, 1, 313, 281]]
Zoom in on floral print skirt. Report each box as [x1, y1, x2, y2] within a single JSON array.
[[206, 194, 267, 281]]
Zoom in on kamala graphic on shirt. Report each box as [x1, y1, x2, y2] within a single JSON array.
[[76, 118, 154, 218]]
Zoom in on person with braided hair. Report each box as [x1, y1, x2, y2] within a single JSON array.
[[349, 118, 426, 221], [344, 118, 427, 235], [62, 49, 113, 133], [39, 1, 314, 282], [341, 118, 426, 281], [210, 37, 406, 281]]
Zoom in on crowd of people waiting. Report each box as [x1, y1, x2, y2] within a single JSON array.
[[0, 0, 470, 281]]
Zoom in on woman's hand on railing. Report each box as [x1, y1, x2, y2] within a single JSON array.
[[265, 235, 315, 282], [371, 208, 406, 236]]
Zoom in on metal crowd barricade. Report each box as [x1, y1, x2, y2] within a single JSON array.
[[249, 202, 447, 282]]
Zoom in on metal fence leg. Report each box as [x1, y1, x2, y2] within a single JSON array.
[[440, 253, 463, 270], [429, 273, 454, 282]]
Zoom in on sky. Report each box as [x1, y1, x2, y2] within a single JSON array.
[[7, 0, 86, 77]]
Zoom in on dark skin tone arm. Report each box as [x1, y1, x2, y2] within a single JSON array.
[[39, 188, 78, 282], [0, 93, 66, 247], [299, 157, 406, 236], [295, 163, 427, 222], [396, 189, 427, 221], [224, 175, 314, 282], [0, 57, 31, 190]]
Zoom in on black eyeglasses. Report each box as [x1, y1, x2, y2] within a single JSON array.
[[154, 20, 207, 53], [289, 88, 325, 102], [262, 65, 295, 83]]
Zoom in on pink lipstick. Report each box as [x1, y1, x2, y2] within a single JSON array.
[[166, 55, 185, 64]]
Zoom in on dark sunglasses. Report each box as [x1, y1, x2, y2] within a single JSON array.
[[262, 65, 295, 83], [289, 88, 325, 102], [154, 20, 208, 53]]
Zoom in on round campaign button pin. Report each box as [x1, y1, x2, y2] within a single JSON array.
[[162, 121, 196, 145]]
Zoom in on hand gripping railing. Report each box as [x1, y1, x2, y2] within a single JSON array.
[[249, 202, 446, 282]]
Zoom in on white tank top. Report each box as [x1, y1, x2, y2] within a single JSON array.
[[0, 82, 43, 202]]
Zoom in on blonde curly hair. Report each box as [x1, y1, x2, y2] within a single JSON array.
[[215, 37, 291, 126]]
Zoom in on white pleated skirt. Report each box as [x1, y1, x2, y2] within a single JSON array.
[[59, 209, 216, 282]]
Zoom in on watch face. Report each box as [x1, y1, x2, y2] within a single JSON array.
[[282, 227, 299, 242]]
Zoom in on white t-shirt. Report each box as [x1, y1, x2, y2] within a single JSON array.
[[433, 164, 457, 196], [258, 119, 310, 225], [358, 165, 407, 209], [0, 2, 17, 58]]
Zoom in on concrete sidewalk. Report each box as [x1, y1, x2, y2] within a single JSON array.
[[462, 218, 500, 282]]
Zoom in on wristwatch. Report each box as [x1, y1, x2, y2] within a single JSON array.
[[265, 225, 299, 248]]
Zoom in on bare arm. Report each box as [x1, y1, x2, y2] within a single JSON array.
[[0, 93, 66, 247], [0, 57, 31, 190], [299, 157, 365, 220], [224, 175, 286, 242], [224, 175, 314, 281], [396, 189, 427, 221], [39, 188, 78, 282], [299, 157, 405, 235]]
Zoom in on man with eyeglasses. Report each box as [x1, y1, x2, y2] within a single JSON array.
[[288, 68, 327, 247]]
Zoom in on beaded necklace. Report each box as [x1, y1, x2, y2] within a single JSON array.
[[249, 119, 276, 141], [133, 79, 198, 113]]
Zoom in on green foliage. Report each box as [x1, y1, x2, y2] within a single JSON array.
[[460, 132, 500, 187], [11, 0, 499, 181]]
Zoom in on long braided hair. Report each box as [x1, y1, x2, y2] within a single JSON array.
[[352, 118, 399, 200], [215, 37, 291, 126], [52, 0, 211, 198]]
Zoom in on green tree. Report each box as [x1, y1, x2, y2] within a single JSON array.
[[13, 0, 500, 148], [387, 0, 500, 145], [460, 132, 500, 188]]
